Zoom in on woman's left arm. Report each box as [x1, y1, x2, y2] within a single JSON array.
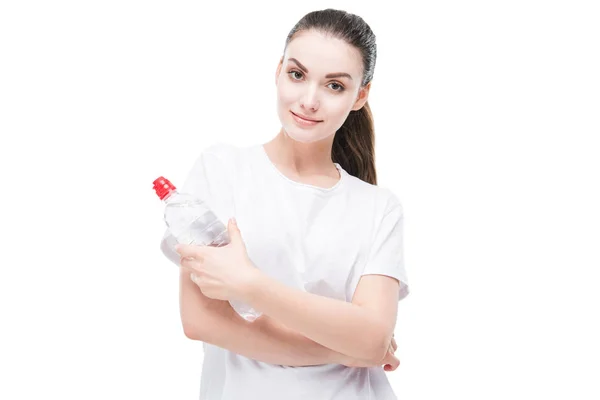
[[242, 272, 399, 365]]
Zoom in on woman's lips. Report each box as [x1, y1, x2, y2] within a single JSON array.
[[291, 111, 322, 126]]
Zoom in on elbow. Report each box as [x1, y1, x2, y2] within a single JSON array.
[[182, 321, 203, 341], [365, 328, 391, 366]]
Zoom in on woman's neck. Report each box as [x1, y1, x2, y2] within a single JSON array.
[[263, 129, 338, 179]]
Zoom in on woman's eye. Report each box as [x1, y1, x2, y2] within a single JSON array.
[[329, 83, 344, 92], [289, 70, 303, 80]]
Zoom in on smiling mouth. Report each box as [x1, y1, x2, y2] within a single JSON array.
[[291, 111, 323, 123]]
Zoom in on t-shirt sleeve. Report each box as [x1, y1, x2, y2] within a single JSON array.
[[159, 144, 235, 266], [361, 202, 410, 302]]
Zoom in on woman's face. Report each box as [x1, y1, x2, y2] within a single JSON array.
[[275, 30, 370, 144]]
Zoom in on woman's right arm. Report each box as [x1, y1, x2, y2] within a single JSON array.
[[163, 149, 358, 366], [179, 267, 377, 367]]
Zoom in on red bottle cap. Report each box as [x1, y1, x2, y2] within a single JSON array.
[[153, 176, 176, 200]]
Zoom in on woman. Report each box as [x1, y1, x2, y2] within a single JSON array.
[[160, 8, 409, 400]]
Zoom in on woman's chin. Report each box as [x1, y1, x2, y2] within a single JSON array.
[[284, 126, 330, 144]]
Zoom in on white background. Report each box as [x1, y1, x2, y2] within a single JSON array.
[[1, 0, 599, 399]]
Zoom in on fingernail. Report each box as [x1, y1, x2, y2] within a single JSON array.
[[231, 217, 237, 225]]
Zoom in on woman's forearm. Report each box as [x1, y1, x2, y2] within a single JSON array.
[[210, 305, 357, 367], [180, 268, 353, 367], [242, 272, 389, 364]]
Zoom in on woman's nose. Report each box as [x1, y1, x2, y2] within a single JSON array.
[[301, 86, 320, 111]]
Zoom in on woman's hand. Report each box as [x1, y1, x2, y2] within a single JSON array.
[[175, 218, 260, 302], [383, 336, 400, 371]]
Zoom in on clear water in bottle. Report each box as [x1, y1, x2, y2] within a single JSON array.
[[153, 176, 262, 322]]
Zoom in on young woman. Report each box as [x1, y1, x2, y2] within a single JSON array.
[[160, 8, 409, 400]]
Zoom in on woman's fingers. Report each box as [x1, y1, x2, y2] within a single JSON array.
[[180, 256, 203, 271], [383, 336, 400, 371], [388, 355, 400, 371], [383, 350, 400, 371], [175, 243, 208, 260]]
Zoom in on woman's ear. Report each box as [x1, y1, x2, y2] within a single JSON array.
[[275, 57, 284, 85], [351, 82, 372, 111]]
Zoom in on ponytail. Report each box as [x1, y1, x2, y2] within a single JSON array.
[[332, 101, 377, 185]]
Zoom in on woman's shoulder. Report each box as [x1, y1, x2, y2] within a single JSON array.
[[344, 174, 404, 215], [200, 141, 260, 161], [199, 141, 242, 161], [192, 142, 254, 171], [193, 142, 261, 183]]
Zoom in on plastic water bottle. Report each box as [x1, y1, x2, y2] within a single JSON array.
[[153, 176, 262, 322]]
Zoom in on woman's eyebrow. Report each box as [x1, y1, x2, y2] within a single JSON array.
[[288, 58, 353, 80]]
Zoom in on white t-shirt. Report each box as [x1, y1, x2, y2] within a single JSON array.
[[160, 142, 409, 400]]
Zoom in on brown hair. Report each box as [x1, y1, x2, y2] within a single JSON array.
[[283, 8, 378, 185]]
